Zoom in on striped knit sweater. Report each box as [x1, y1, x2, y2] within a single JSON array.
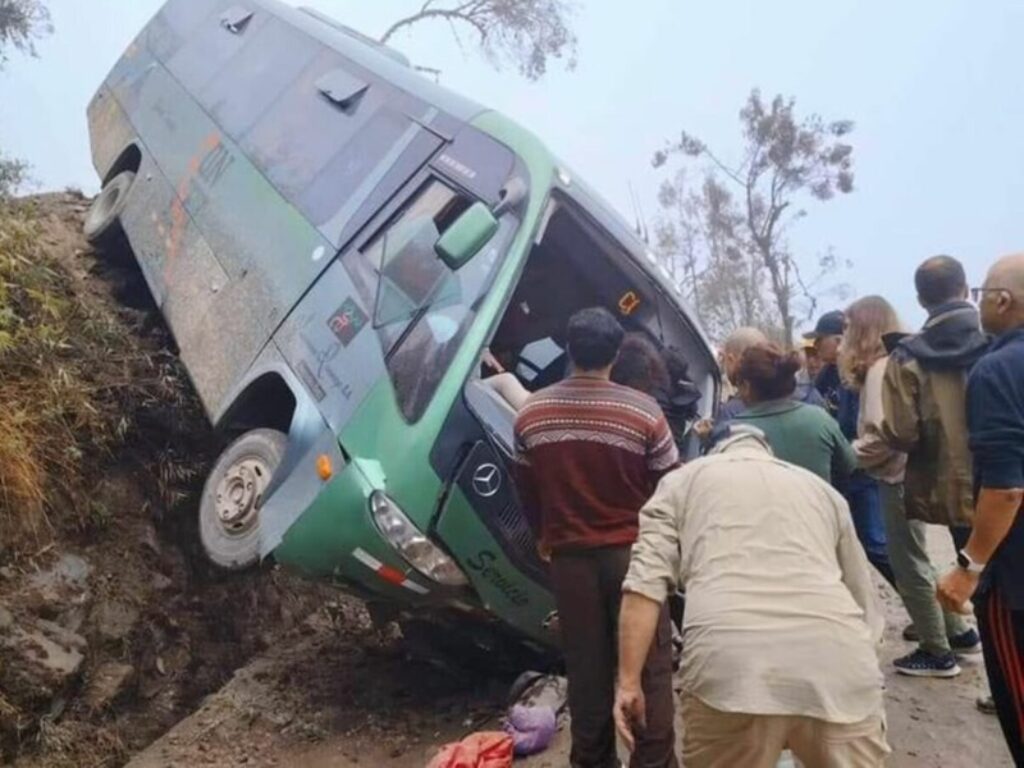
[[513, 376, 679, 553]]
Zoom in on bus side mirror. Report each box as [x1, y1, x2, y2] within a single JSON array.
[[435, 202, 499, 271]]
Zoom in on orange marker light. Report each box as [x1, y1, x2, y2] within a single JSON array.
[[316, 454, 333, 481], [619, 290, 641, 316]]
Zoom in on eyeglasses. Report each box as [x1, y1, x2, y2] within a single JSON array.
[[970, 287, 1012, 303]]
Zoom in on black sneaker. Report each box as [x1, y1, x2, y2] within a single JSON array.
[[977, 695, 998, 715], [949, 629, 983, 655], [894, 649, 961, 678]]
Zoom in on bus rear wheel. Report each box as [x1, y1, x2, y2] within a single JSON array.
[[84, 170, 135, 247], [199, 428, 287, 571]]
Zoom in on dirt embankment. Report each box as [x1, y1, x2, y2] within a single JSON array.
[[0, 193, 527, 768], [0, 194, 330, 767]]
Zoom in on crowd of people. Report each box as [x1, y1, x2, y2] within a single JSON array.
[[510, 252, 1024, 767]]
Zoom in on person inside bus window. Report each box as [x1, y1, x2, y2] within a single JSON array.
[[482, 348, 532, 411]]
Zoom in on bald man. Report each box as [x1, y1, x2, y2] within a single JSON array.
[[938, 253, 1024, 764], [715, 328, 825, 423]]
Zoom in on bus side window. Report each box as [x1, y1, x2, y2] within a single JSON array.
[[343, 178, 513, 422], [344, 180, 469, 351]]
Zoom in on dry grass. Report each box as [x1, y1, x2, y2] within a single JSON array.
[[0, 198, 198, 559]]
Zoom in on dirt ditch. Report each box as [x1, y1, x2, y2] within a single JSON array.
[[0, 193, 332, 767]]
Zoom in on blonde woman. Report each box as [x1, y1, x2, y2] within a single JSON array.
[[842, 296, 975, 678]]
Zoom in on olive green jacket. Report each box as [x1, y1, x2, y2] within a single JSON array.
[[880, 346, 976, 526]]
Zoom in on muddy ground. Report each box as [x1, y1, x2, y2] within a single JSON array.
[[122, 566, 1013, 768], [0, 195, 1014, 767]]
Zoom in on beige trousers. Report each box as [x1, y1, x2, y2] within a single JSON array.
[[681, 696, 890, 768]]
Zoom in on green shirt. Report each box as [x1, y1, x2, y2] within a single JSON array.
[[734, 400, 856, 483]]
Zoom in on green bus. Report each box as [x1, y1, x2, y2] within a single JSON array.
[[85, 0, 719, 654]]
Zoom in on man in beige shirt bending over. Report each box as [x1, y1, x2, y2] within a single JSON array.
[[614, 425, 889, 768]]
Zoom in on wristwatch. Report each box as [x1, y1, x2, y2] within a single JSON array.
[[957, 550, 986, 575]]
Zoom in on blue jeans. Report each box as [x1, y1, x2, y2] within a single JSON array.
[[841, 472, 897, 589]]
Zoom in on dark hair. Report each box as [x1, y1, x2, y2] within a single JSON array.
[[611, 334, 671, 396], [915, 255, 967, 308], [663, 346, 691, 385], [736, 343, 801, 402], [566, 307, 624, 371]]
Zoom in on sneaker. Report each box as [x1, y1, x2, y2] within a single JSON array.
[[902, 624, 919, 643], [977, 695, 998, 715], [949, 628, 983, 655], [894, 649, 961, 678]]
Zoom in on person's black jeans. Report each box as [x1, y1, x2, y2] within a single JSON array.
[[551, 547, 678, 768]]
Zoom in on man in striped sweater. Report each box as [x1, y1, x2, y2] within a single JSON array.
[[514, 307, 679, 768]]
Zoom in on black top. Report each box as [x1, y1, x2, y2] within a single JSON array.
[[967, 326, 1024, 610], [899, 301, 989, 372], [814, 364, 843, 420]]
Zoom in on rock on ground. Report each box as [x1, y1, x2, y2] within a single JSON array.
[[0, 604, 87, 737]]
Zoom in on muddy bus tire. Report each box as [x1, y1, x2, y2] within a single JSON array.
[[199, 428, 287, 571], [84, 170, 135, 247]]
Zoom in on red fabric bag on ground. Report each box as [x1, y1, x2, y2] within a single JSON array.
[[427, 732, 514, 768]]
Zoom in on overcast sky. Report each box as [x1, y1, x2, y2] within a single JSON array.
[[1, 0, 1021, 330]]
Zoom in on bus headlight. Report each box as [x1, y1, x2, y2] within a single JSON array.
[[369, 492, 469, 587]]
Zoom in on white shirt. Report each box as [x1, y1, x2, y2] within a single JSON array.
[[623, 437, 885, 723]]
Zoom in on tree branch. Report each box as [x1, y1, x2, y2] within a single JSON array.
[[381, 7, 486, 44], [788, 256, 819, 322], [696, 146, 746, 187]]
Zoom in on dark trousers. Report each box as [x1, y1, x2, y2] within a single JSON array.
[[976, 586, 1024, 767], [551, 547, 678, 768]]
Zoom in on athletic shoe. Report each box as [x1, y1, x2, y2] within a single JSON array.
[[949, 628, 983, 655], [977, 695, 998, 715], [894, 649, 961, 678], [902, 624, 918, 643]]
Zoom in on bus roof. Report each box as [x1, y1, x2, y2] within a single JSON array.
[[259, 0, 486, 124]]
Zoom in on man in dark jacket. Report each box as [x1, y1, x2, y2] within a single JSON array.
[[807, 310, 846, 418], [939, 253, 1024, 764], [881, 256, 988, 677]]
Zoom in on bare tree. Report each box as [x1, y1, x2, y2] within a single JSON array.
[[0, 0, 51, 199], [654, 89, 855, 345], [379, 0, 578, 81], [655, 170, 781, 343], [0, 0, 51, 67]]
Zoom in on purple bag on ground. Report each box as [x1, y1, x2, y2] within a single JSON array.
[[504, 704, 557, 757]]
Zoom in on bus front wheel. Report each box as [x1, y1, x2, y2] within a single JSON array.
[[84, 170, 135, 247], [199, 428, 287, 571]]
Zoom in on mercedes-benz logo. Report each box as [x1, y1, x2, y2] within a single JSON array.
[[472, 463, 502, 498]]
